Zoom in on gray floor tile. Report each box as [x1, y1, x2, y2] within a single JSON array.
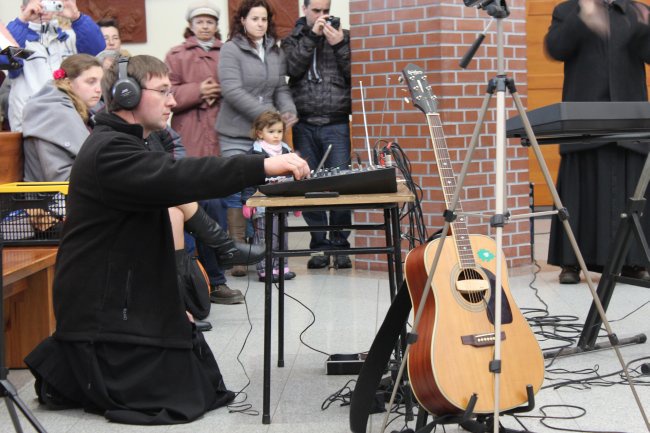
[[2, 217, 650, 432]]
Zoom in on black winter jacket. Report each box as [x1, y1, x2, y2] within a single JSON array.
[[53, 112, 266, 348], [282, 17, 351, 126]]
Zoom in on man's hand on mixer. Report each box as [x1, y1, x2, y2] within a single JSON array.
[[263, 153, 311, 180]]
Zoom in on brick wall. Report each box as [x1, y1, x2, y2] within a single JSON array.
[[349, 0, 531, 270]]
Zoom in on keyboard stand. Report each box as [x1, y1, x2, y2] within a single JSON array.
[[575, 151, 650, 351], [507, 131, 650, 359], [247, 186, 415, 425]]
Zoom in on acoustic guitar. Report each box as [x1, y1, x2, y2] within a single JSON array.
[[402, 63, 544, 415]]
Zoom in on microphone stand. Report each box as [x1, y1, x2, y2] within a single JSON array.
[[461, 1, 650, 431]]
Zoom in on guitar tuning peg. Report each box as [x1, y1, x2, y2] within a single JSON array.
[[397, 75, 404, 83], [403, 97, 411, 104]]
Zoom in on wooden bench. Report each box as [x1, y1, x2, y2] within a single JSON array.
[[1, 131, 58, 368], [3, 247, 57, 368]]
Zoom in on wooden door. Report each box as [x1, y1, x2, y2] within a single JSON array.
[[526, 0, 563, 207]]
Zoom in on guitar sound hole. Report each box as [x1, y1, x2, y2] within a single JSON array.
[[456, 269, 489, 304]]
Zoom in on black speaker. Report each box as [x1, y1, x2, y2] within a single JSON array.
[[111, 57, 141, 109]]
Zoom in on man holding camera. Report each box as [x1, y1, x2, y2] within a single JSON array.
[[6, 0, 105, 131], [282, 0, 353, 269]]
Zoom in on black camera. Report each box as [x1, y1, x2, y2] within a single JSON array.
[[462, 0, 508, 17], [325, 16, 341, 30]]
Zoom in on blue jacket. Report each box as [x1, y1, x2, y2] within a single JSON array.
[[7, 14, 105, 79]]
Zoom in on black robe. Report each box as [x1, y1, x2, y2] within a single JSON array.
[[25, 112, 267, 424], [545, 0, 650, 269]]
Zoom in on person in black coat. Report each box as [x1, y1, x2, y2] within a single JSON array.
[[24, 54, 310, 424], [545, 0, 650, 284]]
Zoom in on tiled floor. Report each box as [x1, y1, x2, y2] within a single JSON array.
[[1, 218, 649, 432]]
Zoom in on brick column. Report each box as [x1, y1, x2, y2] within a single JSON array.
[[350, 0, 530, 270]]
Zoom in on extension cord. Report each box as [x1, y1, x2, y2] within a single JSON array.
[[325, 353, 365, 375]]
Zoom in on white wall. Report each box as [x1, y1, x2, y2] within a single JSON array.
[[1, 1, 349, 60]]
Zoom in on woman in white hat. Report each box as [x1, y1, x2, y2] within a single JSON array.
[[165, 0, 223, 158]]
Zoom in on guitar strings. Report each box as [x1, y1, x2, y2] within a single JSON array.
[[428, 113, 485, 304]]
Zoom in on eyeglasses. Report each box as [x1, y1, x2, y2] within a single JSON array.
[[142, 87, 174, 98]]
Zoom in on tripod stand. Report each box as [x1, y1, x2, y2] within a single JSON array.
[[380, 1, 650, 432], [0, 241, 48, 433]]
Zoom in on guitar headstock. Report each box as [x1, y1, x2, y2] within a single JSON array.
[[402, 63, 438, 115]]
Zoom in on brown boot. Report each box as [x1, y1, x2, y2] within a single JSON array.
[[227, 207, 248, 277], [209, 284, 244, 304]]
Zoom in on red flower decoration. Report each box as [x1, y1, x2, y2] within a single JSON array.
[[52, 68, 66, 80]]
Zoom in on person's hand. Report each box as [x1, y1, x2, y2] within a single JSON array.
[[200, 78, 221, 105], [19, 0, 45, 23], [60, 0, 81, 21], [200, 78, 220, 97], [263, 153, 310, 180], [323, 23, 344, 46], [311, 15, 327, 36], [579, 0, 609, 38], [281, 112, 298, 128]]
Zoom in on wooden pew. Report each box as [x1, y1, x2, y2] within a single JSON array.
[[2, 247, 57, 368], [0, 131, 23, 182], [1, 131, 58, 368]]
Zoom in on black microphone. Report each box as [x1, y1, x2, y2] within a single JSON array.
[[459, 33, 485, 69]]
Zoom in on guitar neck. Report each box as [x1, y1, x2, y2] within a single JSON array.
[[426, 113, 477, 269]]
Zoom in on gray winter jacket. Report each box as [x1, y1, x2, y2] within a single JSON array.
[[22, 82, 89, 181], [215, 35, 296, 141]]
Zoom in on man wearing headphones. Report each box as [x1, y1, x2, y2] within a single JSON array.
[[23, 55, 310, 424]]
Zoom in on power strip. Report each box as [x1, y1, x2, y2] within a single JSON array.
[[325, 353, 365, 375]]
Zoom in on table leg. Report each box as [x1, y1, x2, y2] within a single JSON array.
[[263, 211, 273, 424], [391, 206, 404, 290], [384, 208, 397, 300], [278, 212, 286, 368]]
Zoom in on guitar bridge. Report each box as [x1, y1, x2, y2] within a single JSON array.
[[461, 332, 506, 347]]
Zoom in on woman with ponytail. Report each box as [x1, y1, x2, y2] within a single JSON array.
[[22, 53, 103, 181]]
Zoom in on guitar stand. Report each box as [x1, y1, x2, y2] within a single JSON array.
[[380, 0, 650, 431], [0, 242, 49, 433], [405, 385, 534, 433]]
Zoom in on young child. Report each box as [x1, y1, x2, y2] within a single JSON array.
[[244, 111, 299, 282]]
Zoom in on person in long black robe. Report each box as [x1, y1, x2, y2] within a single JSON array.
[[24, 55, 310, 424], [545, 0, 650, 283]]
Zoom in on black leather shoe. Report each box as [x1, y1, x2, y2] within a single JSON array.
[[621, 265, 650, 281], [258, 271, 296, 282], [258, 274, 279, 283], [559, 266, 580, 284], [334, 255, 352, 269], [35, 378, 78, 410], [307, 255, 330, 269], [195, 319, 212, 332]]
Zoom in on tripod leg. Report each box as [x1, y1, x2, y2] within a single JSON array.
[[509, 90, 650, 431], [4, 397, 25, 433], [1, 379, 48, 433]]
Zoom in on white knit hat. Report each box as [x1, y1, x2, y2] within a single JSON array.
[[186, 0, 221, 21]]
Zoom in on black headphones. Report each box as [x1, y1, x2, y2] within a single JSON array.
[[111, 57, 141, 109]]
